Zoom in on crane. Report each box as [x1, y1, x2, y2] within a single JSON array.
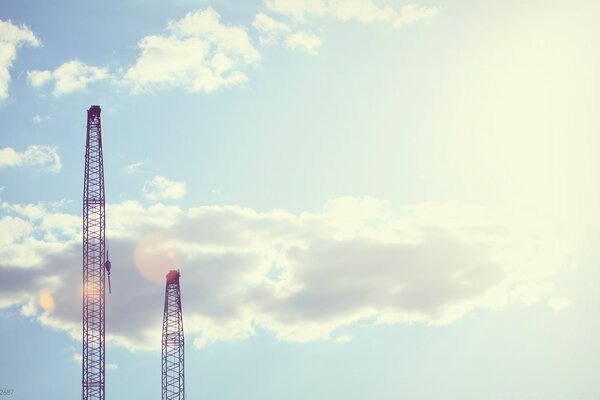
[[82, 105, 111, 400], [162, 270, 185, 400]]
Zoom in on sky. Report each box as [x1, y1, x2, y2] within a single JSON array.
[[0, 0, 599, 399]]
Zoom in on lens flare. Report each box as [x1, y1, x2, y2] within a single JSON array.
[[134, 235, 181, 283], [39, 289, 55, 312]]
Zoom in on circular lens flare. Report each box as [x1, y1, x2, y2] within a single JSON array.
[[134, 235, 181, 283], [39, 289, 55, 312]]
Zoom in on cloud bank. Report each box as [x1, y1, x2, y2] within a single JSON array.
[[0, 195, 571, 351]]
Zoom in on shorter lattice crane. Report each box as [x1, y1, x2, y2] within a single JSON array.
[[162, 270, 185, 400]]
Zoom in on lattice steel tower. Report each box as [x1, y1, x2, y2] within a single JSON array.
[[82, 105, 110, 400], [162, 270, 185, 400]]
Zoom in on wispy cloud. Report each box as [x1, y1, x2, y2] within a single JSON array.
[[68, 351, 116, 369], [334, 335, 352, 343], [143, 175, 186, 201], [264, 0, 439, 27], [0, 145, 61, 173], [253, 13, 323, 54], [0, 19, 40, 101], [393, 5, 440, 27], [265, 0, 329, 21], [107, 363, 118, 370], [122, 161, 143, 175], [27, 60, 108, 96], [32, 114, 50, 124]]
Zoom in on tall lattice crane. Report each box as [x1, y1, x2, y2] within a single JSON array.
[[82, 105, 111, 400], [162, 270, 185, 400]]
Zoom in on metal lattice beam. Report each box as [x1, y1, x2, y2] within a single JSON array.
[[162, 270, 185, 400], [82, 105, 106, 400]]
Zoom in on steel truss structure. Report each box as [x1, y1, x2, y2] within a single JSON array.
[[82, 105, 107, 400], [162, 270, 185, 400]]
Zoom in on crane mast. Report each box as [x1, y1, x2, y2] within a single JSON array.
[[162, 270, 185, 400], [82, 105, 108, 400]]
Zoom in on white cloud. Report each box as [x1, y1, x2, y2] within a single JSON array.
[[68, 352, 117, 370], [5, 202, 46, 220], [0, 145, 61, 173], [265, 0, 438, 27], [0, 196, 573, 351], [253, 13, 291, 45], [143, 175, 186, 201], [0, 216, 32, 247], [122, 161, 143, 175], [32, 114, 50, 124], [334, 335, 352, 343], [253, 12, 322, 54], [329, 0, 394, 23], [27, 60, 108, 96], [125, 7, 259, 94], [0, 200, 78, 269], [285, 31, 323, 54], [393, 5, 440, 27], [265, 0, 328, 20], [0, 19, 40, 101], [26, 69, 51, 87], [548, 296, 571, 312]]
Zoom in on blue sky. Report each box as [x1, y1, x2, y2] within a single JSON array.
[[0, 0, 599, 399]]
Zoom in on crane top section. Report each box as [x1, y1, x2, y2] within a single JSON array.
[[166, 270, 180, 284], [88, 105, 101, 116]]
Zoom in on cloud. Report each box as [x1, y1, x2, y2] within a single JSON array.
[[393, 4, 440, 27], [285, 32, 323, 54], [548, 296, 571, 312], [0, 200, 78, 270], [0, 196, 573, 351], [328, 0, 395, 23], [265, 0, 438, 27], [0, 145, 61, 173], [125, 7, 259, 94], [334, 335, 352, 343], [0, 19, 40, 101], [32, 114, 50, 124], [27, 60, 108, 96], [265, 0, 328, 21], [143, 176, 186, 201], [122, 161, 143, 175], [253, 13, 291, 45], [26, 70, 51, 87], [69, 350, 116, 369], [253, 13, 322, 54]]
